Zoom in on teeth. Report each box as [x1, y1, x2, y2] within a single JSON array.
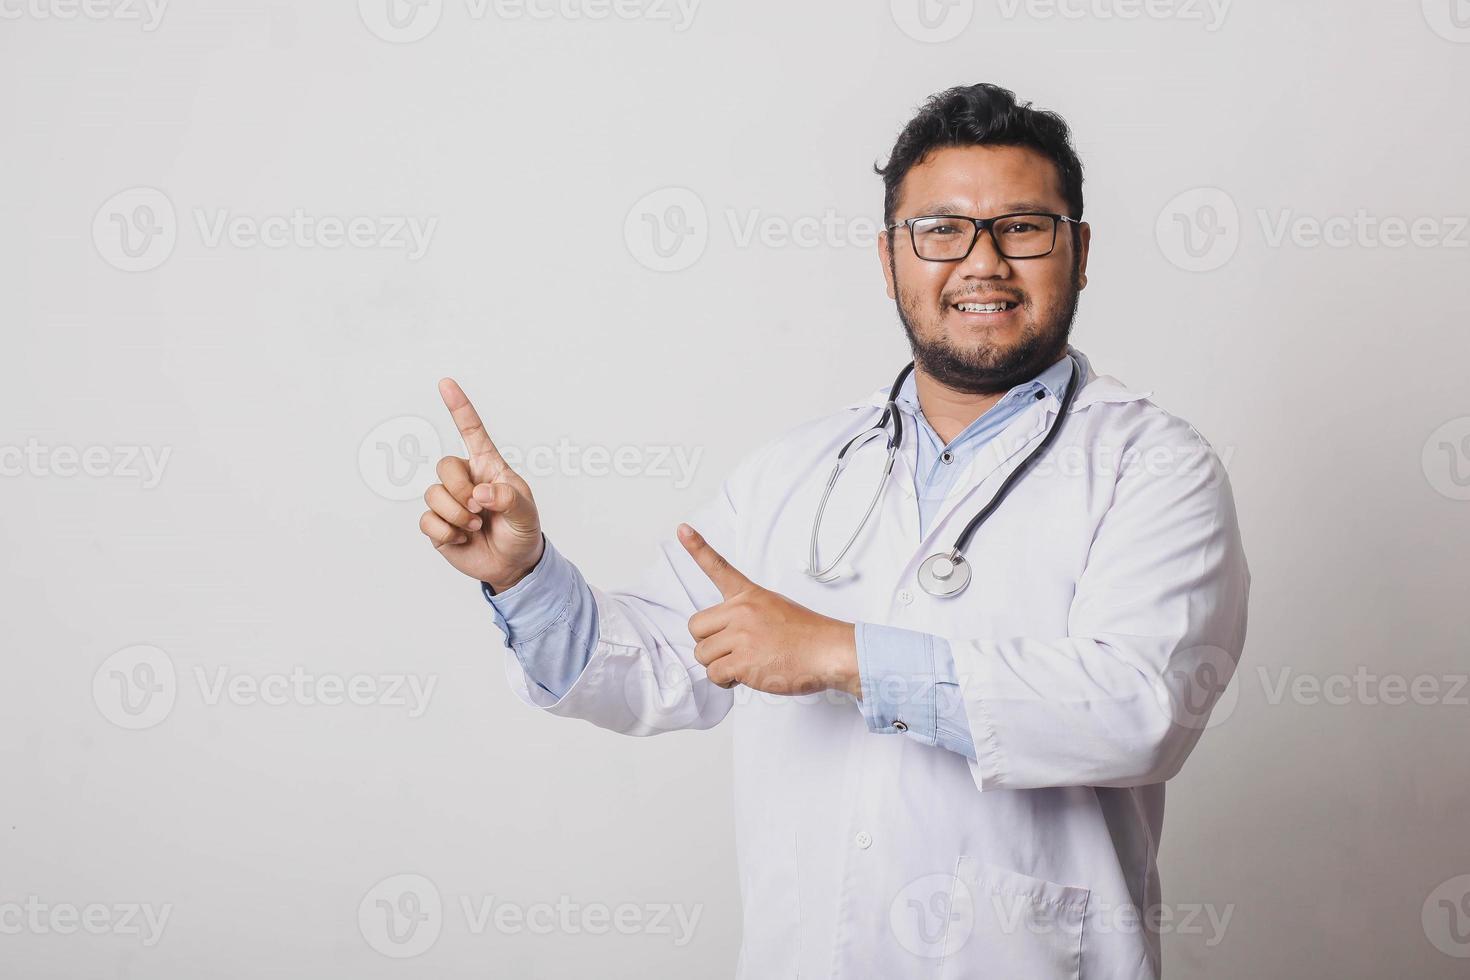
[[956, 301, 1013, 313]]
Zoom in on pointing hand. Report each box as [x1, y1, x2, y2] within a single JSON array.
[[419, 379, 544, 591], [679, 524, 860, 697]]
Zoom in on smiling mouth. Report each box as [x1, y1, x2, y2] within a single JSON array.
[[951, 300, 1020, 314]]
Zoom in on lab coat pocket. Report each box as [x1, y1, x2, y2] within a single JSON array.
[[938, 858, 1089, 980]]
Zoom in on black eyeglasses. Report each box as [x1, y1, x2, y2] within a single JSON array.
[[885, 212, 1080, 262]]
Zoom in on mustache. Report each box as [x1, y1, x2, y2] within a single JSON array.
[[945, 291, 1024, 305]]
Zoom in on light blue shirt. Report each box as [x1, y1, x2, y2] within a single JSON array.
[[483, 352, 1080, 761]]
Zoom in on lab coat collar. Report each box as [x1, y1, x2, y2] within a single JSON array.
[[847, 345, 1152, 414]]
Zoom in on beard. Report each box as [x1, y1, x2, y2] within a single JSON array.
[[893, 260, 1082, 396]]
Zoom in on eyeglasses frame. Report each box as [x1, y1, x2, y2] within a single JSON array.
[[884, 211, 1082, 262]]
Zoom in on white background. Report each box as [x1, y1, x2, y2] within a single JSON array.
[[3, 0, 1469, 976]]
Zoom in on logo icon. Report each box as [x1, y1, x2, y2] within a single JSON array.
[[93, 187, 177, 272], [1423, 874, 1470, 957], [1423, 417, 1470, 501], [621, 656, 726, 733], [890, 872, 974, 957], [359, 0, 443, 43], [1150, 645, 1239, 731], [1155, 187, 1239, 272], [359, 416, 442, 501], [93, 645, 177, 730], [359, 873, 443, 957], [624, 187, 707, 272], [890, 0, 975, 42], [1423, 0, 1470, 42]]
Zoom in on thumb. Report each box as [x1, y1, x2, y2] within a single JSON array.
[[472, 481, 537, 533], [678, 523, 752, 600]]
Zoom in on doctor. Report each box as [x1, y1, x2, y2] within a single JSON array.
[[419, 82, 1249, 979]]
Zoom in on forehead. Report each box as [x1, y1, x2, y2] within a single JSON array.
[[895, 144, 1066, 216]]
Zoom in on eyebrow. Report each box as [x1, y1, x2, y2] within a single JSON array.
[[908, 200, 1057, 216]]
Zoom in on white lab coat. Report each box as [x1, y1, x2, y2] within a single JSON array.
[[502, 351, 1250, 979]]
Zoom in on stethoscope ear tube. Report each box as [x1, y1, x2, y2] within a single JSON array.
[[807, 421, 899, 580]]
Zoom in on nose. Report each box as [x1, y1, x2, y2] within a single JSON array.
[[956, 223, 1011, 279]]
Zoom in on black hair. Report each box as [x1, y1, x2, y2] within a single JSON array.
[[874, 83, 1085, 229]]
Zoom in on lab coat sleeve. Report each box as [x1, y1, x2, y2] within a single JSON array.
[[497, 451, 758, 736], [951, 418, 1250, 792]]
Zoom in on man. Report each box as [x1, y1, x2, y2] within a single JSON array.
[[420, 82, 1249, 978]]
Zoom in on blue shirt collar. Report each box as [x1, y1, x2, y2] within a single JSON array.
[[894, 346, 1081, 418]]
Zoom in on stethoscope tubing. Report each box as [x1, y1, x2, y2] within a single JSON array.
[[807, 353, 1082, 592]]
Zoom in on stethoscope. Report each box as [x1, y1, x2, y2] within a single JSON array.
[[806, 352, 1083, 598]]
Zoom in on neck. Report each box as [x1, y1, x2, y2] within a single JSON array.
[[912, 352, 1068, 445]]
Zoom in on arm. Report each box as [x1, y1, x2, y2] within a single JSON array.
[[420, 377, 742, 736], [497, 486, 744, 735], [850, 422, 1249, 790]]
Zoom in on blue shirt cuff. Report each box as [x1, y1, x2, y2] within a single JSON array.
[[855, 622, 975, 760], [479, 534, 599, 698], [480, 534, 575, 643]]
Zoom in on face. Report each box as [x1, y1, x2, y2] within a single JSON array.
[[878, 144, 1091, 395]]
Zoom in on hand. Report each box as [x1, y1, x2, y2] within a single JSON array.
[[419, 378, 544, 591], [679, 523, 860, 697]]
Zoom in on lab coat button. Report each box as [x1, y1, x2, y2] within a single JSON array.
[[897, 590, 914, 605], [855, 831, 872, 849]]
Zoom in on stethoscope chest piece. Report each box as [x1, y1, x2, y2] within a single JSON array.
[[917, 550, 971, 597]]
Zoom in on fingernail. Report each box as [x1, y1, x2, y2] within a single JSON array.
[[469, 518, 482, 531]]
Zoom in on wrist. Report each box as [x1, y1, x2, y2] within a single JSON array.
[[487, 570, 529, 593], [486, 534, 546, 593], [824, 620, 861, 698]]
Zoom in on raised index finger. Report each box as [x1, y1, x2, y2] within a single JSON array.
[[438, 378, 503, 463], [678, 523, 751, 600]]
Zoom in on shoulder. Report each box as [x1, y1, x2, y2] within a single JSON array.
[[1071, 375, 1236, 511]]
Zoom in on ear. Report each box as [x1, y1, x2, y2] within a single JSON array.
[[878, 227, 897, 300], [1074, 221, 1092, 291]]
